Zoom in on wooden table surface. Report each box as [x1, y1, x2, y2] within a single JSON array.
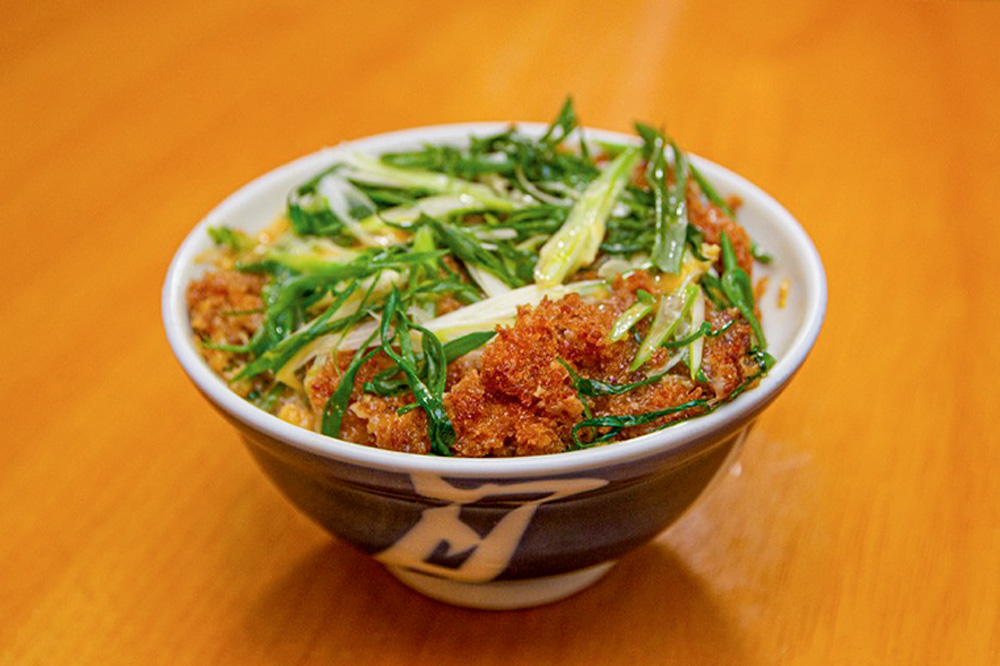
[[2, 0, 998, 663]]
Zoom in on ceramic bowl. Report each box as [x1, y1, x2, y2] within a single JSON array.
[[162, 123, 826, 610]]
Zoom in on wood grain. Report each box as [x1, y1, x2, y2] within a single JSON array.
[[2, 0, 998, 663]]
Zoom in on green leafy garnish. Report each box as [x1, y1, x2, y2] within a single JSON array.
[[376, 288, 455, 456], [608, 297, 654, 342], [630, 283, 699, 371], [421, 214, 523, 289], [570, 350, 774, 449], [342, 152, 514, 211], [540, 96, 578, 145], [689, 163, 733, 217], [235, 282, 360, 381], [534, 147, 639, 286], [193, 100, 775, 456], [365, 330, 496, 397], [208, 226, 252, 252], [751, 241, 773, 264], [720, 232, 766, 348], [321, 331, 380, 439], [571, 398, 709, 448], [636, 123, 689, 274], [558, 358, 674, 397], [663, 319, 734, 348]]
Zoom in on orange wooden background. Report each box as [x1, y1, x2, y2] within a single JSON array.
[[2, 1, 998, 663]]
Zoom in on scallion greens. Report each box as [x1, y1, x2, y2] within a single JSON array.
[[190, 98, 775, 456]]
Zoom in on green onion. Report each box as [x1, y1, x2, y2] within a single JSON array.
[[358, 194, 486, 231], [341, 152, 514, 211], [540, 96, 577, 145], [377, 100, 597, 189], [365, 331, 496, 397], [630, 283, 699, 371], [410, 224, 437, 280], [237, 243, 441, 277], [663, 319, 734, 348], [570, 350, 774, 449], [655, 140, 689, 273], [208, 226, 252, 252], [534, 147, 639, 287], [720, 232, 766, 348], [418, 322, 448, 398], [558, 358, 676, 397], [571, 398, 709, 448], [380, 143, 515, 179], [751, 241, 773, 264], [287, 167, 396, 245], [636, 124, 689, 274], [608, 299, 654, 342], [377, 288, 455, 456], [422, 214, 522, 289], [235, 282, 359, 381], [441, 330, 497, 358], [699, 273, 729, 310], [321, 330, 380, 439], [689, 163, 733, 217]]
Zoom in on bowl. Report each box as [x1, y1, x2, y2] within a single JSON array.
[[162, 123, 826, 610]]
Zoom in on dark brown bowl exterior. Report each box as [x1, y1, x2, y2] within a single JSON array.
[[225, 407, 751, 581]]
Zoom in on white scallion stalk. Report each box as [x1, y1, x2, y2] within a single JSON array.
[[314, 175, 389, 247], [534, 147, 639, 287], [254, 236, 360, 273], [466, 264, 512, 298], [514, 167, 573, 205], [340, 153, 515, 210], [597, 254, 652, 282], [621, 247, 714, 370], [515, 235, 549, 252], [358, 193, 486, 232], [608, 299, 653, 342], [472, 227, 518, 241], [337, 280, 608, 350], [273, 270, 406, 386], [631, 283, 699, 371], [597, 258, 634, 281]]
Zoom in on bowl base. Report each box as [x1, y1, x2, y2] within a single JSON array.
[[386, 561, 616, 610]]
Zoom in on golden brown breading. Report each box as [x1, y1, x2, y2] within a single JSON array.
[[700, 306, 756, 398], [187, 270, 265, 379], [192, 267, 761, 456], [686, 184, 754, 277]]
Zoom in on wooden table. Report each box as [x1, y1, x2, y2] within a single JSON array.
[[2, 1, 998, 663]]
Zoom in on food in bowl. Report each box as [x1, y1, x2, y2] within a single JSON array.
[[164, 107, 826, 608], [186, 100, 775, 457]]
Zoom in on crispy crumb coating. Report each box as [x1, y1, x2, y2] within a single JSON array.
[[187, 270, 265, 387], [293, 275, 757, 456]]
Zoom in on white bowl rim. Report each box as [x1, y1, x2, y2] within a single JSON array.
[[162, 122, 827, 478]]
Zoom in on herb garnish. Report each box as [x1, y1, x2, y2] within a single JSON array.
[[192, 98, 775, 455]]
